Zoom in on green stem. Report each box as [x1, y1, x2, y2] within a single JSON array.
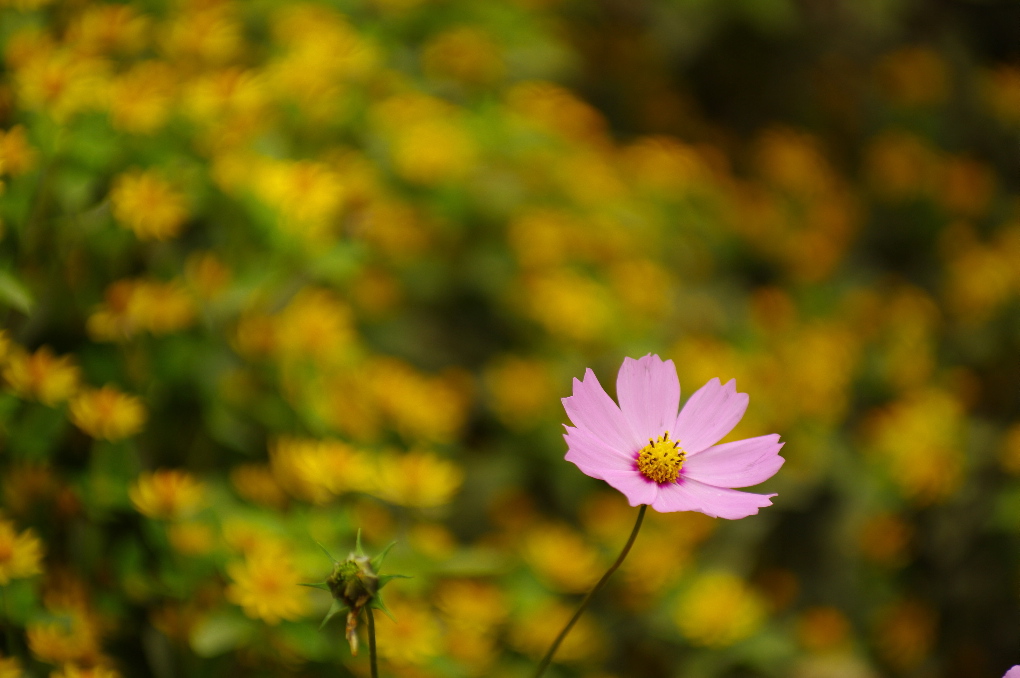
[[532, 504, 647, 678], [366, 605, 378, 678]]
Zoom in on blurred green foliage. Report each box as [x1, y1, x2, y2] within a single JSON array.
[[0, 0, 1019, 677]]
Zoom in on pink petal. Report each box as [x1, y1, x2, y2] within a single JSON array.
[[673, 378, 749, 454], [684, 434, 785, 488], [616, 355, 681, 442], [650, 476, 775, 519], [1003, 667, 1020, 678], [564, 425, 640, 481], [600, 470, 659, 507], [562, 369, 640, 454]]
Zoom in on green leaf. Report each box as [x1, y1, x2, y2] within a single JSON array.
[[370, 541, 396, 570], [0, 270, 33, 313], [315, 541, 338, 564], [320, 599, 346, 630], [299, 582, 330, 591]]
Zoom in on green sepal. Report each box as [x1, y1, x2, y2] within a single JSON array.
[[354, 529, 365, 557], [299, 582, 331, 591], [315, 541, 338, 564], [320, 599, 347, 630], [369, 593, 395, 622], [377, 573, 411, 588], [370, 541, 396, 570]]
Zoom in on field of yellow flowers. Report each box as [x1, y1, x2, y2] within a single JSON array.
[[1, 0, 1019, 676]]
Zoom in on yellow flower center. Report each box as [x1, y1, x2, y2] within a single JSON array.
[[637, 431, 685, 484]]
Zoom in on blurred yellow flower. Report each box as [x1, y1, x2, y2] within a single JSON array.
[[506, 81, 606, 144], [865, 388, 965, 504], [370, 450, 464, 508], [874, 600, 936, 671], [368, 359, 470, 443], [0, 519, 44, 584], [66, 3, 148, 56], [984, 65, 1020, 125], [434, 580, 507, 632], [88, 278, 196, 341], [13, 50, 107, 121], [859, 512, 912, 567], [0, 126, 37, 176], [523, 523, 602, 593], [108, 62, 177, 134], [226, 552, 309, 625], [796, 606, 851, 653], [508, 600, 604, 662], [160, 3, 243, 66], [864, 130, 939, 200], [422, 26, 504, 85], [484, 356, 555, 429], [49, 665, 121, 678], [270, 437, 370, 504], [69, 386, 146, 441], [621, 136, 707, 195], [374, 597, 443, 666], [674, 572, 765, 648], [110, 170, 188, 241], [129, 470, 205, 520], [253, 159, 345, 243], [3, 346, 80, 405], [184, 252, 231, 300], [167, 522, 214, 556], [0, 655, 21, 678], [229, 464, 288, 509], [876, 46, 948, 108], [1000, 423, 1020, 475], [937, 156, 995, 218], [523, 270, 612, 343], [27, 609, 101, 666]]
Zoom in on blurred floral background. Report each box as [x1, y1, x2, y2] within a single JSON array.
[[0, 0, 1019, 676]]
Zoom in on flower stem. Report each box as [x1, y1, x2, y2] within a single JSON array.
[[532, 504, 647, 678], [366, 606, 378, 678]]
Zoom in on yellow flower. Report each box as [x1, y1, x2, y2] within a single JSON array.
[[65, 3, 148, 56], [505, 81, 606, 144], [373, 597, 443, 667], [160, 3, 242, 66], [269, 437, 368, 504], [225, 552, 309, 625], [434, 580, 507, 633], [229, 464, 288, 509], [27, 611, 100, 665], [49, 665, 121, 678], [874, 600, 936, 671], [370, 450, 464, 508], [484, 356, 555, 430], [859, 512, 913, 567], [368, 359, 469, 443], [87, 278, 196, 341], [13, 50, 107, 121], [0, 655, 22, 678], [984, 65, 1020, 125], [110, 170, 188, 241], [0, 519, 43, 584], [3, 346, 81, 405], [167, 523, 214, 556], [69, 386, 146, 441], [128, 470, 205, 520], [522, 523, 602, 593], [674, 572, 765, 648], [865, 388, 965, 504], [422, 26, 503, 85], [253, 158, 345, 243], [509, 600, 604, 662], [0, 126, 37, 176], [523, 270, 613, 343], [108, 62, 177, 134], [876, 46, 948, 108], [183, 252, 231, 300], [796, 606, 851, 653]]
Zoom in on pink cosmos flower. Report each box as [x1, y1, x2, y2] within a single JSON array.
[[1004, 667, 1020, 678], [562, 354, 784, 518]]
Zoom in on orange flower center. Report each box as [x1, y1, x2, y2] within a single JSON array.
[[637, 431, 685, 484]]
